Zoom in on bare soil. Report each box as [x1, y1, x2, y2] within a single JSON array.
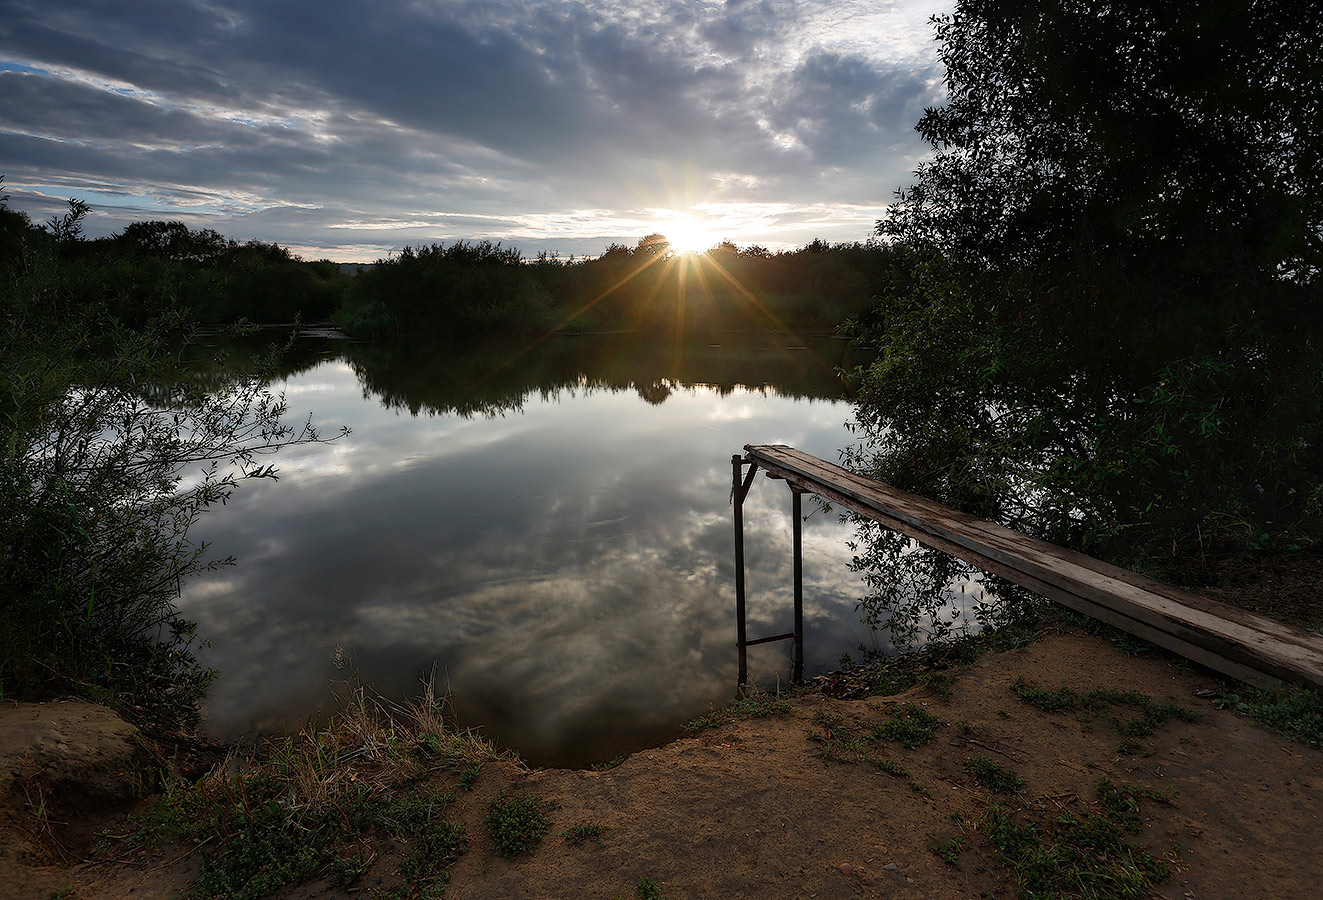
[[5, 625, 1322, 900]]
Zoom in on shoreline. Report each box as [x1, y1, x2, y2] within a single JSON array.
[[6, 621, 1323, 899]]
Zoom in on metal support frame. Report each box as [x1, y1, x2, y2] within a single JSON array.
[[732, 453, 805, 690]]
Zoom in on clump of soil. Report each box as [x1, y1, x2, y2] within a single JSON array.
[[7, 625, 1321, 900]]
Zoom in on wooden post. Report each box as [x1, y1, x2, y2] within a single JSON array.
[[732, 454, 748, 688], [792, 486, 804, 683]]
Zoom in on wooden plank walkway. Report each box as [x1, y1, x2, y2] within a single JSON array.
[[743, 444, 1323, 692]]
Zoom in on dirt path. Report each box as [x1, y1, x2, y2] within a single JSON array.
[[7, 626, 1322, 899]]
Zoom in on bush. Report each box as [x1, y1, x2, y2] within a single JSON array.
[[0, 209, 345, 726]]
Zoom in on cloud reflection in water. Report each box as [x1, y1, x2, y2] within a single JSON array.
[[180, 339, 887, 766]]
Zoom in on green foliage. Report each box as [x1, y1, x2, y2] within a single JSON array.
[[682, 693, 793, 732], [979, 780, 1173, 899], [563, 822, 606, 845], [870, 702, 940, 749], [1095, 778, 1175, 833], [846, 2, 1322, 632], [456, 761, 482, 790], [1011, 677, 1201, 754], [0, 206, 347, 726], [119, 680, 486, 899], [964, 755, 1025, 794], [484, 791, 558, 858], [928, 835, 966, 866], [1215, 684, 1323, 749], [807, 710, 913, 779], [1012, 678, 1201, 727], [341, 240, 550, 339], [635, 876, 666, 900]]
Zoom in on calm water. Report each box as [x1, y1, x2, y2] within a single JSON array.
[[179, 332, 898, 767]]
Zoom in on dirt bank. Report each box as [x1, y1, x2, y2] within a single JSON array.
[[6, 625, 1322, 899]]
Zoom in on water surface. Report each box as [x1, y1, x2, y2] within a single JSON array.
[[181, 332, 895, 766]]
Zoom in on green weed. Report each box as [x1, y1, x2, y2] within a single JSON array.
[[456, 762, 482, 790], [683, 694, 793, 732], [1011, 677, 1201, 752], [116, 678, 492, 899], [979, 779, 1173, 899], [636, 876, 666, 900], [917, 670, 958, 701], [808, 710, 911, 779], [1215, 684, 1323, 748], [965, 755, 1025, 794], [563, 822, 606, 845], [870, 702, 940, 748], [485, 791, 559, 858], [928, 835, 966, 866]]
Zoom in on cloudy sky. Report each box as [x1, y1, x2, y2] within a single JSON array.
[[1, 1, 948, 261]]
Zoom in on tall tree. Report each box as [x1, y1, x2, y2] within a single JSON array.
[[848, 0, 1322, 638]]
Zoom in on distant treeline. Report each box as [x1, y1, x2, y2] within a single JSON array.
[[2, 201, 896, 337]]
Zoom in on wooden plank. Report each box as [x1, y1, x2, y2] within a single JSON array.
[[744, 443, 1323, 691]]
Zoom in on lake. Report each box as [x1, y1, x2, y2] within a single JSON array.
[[179, 331, 902, 767]]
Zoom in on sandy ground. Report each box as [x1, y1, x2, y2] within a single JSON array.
[[5, 625, 1322, 900]]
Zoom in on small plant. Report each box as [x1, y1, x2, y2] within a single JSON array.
[[590, 755, 625, 771], [1095, 778, 1175, 832], [1116, 735, 1146, 755], [115, 678, 489, 899], [485, 791, 559, 858], [871, 702, 941, 748], [1011, 677, 1202, 752], [636, 876, 666, 900], [563, 822, 606, 845], [808, 710, 912, 780], [457, 762, 482, 790], [918, 670, 958, 701], [929, 835, 966, 865], [978, 780, 1174, 899], [683, 694, 793, 732], [965, 755, 1025, 794], [1215, 684, 1323, 748]]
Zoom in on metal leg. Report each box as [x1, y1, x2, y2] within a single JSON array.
[[792, 487, 804, 683], [733, 455, 748, 688]]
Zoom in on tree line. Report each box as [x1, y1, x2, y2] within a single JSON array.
[[3, 199, 898, 338]]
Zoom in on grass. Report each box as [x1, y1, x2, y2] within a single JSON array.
[[979, 779, 1173, 900], [870, 702, 940, 749], [116, 677, 501, 899], [917, 670, 958, 701], [964, 755, 1025, 794], [636, 876, 666, 900], [928, 835, 966, 866], [456, 761, 482, 790], [808, 710, 912, 780], [1011, 676, 1202, 751], [563, 822, 606, 845], [1214, 684, 1323, 748], [485, 791, 559, 858], [612, 876, 666, 900], [683, 692, 793, 732], [852, 626, 1042, 698]]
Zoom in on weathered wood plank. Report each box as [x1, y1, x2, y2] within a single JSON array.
[[744, 443, 1323, 691]]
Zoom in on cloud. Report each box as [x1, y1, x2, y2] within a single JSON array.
[[0, 0, 949, 258]]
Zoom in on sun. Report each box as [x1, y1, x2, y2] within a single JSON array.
[[654, 212, 719, 255]]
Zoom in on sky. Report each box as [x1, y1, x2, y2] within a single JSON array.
[[1, 1, 949, 262]]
